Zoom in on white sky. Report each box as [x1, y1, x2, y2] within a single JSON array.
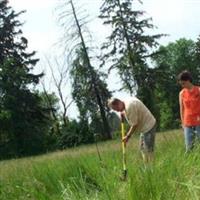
[[8, 0, 200, 119]]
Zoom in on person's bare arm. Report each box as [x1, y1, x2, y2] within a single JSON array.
[[179, 91, 184, 127], [122, 124, 137, 143]]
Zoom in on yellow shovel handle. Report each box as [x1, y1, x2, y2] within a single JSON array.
[[121, 121, 126, 171]]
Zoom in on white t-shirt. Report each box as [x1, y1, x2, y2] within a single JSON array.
[[124, 97, 156, 134]]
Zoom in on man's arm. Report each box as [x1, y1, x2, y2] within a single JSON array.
[[123, 124, 137, 143]]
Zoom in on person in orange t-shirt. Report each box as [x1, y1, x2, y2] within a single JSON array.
[[178, 70, 200, 152]]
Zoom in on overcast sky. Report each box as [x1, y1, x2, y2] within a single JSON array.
[[8, 0, 200, 118], [8, 0, 200, 54]]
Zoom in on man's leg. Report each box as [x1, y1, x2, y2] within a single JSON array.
[[141, 151, 154, 163], [140, 124, 156, 163]]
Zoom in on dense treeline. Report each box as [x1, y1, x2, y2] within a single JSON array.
[[0, 0, 200, 159]]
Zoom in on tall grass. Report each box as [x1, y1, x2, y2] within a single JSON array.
[[1, 129, 200, 199]]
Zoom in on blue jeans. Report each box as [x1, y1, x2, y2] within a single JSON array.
[[184, 126, 200, 151]]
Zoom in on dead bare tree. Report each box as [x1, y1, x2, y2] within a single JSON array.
[[56, 0, 112, 139], [41, 57, 73, 128]]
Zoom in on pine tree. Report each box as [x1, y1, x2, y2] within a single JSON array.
[[0, 0, 52, 158], [99, 0, 164, 113]]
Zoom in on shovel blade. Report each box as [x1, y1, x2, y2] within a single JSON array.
[[120, 169, 127, 181]]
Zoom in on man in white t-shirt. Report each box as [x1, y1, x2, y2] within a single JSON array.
[[108, 97, 156, 162]]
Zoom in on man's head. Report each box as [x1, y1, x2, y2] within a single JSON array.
[[107, 98, 125, 112], [177, 70, 193, 88]]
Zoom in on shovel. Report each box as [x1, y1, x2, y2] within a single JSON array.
[[120, 113, 127, 181]]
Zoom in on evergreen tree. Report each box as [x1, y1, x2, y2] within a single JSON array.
[[99, 0, 164, 114], [0, 0, 52, 158]]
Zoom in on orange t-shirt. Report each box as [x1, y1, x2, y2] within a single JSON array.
[[181, 86, 200, 126]]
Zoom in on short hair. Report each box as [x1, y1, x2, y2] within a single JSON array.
[[107, 98, 121, 108], [177, 70, 192, 82]]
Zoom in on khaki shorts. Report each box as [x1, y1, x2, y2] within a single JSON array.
[[140, 123, 156, 153]]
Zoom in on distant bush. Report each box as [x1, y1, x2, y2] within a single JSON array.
[[57, 120, 94, 149]]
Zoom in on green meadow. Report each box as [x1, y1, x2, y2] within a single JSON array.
[[1, 129, 200, 200]]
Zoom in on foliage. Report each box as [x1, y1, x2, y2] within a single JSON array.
[[58, 119, 94, 148], [58, 0, 112, 139], [70, 47, 112, 139], [0, 0, 54, 159], [99, 0, 163, 91], [194, 34, 200, 85]]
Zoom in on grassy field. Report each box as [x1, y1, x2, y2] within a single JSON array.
[[1, 129, 200, 200]]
